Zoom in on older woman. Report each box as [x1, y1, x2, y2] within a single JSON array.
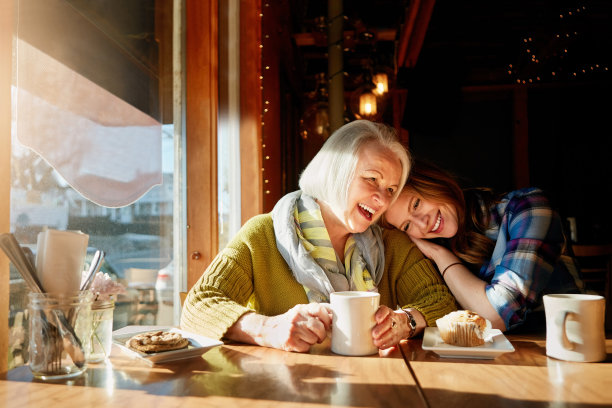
[[181, 120, 456, 352]]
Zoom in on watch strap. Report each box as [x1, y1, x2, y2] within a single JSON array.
[[402, 308, 417, 338]]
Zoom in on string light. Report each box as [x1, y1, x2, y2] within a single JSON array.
[[260, 3, 269, 197], [508, 4, 609, 84]]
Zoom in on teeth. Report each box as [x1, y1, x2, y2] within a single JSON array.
[[431, 213, 441, 232], [359, 203, 376, 215]]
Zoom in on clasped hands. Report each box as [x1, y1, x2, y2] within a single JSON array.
[[260, 303, 410, 353]]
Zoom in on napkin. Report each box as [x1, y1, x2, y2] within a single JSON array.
[[483, 328, 503, 343], [35, 229, 89, 295]]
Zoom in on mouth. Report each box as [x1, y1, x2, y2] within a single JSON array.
[[358, 203, 376, 221], [430, 212, 443, 233]]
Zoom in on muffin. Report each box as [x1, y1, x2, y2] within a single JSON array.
[[436, 310, 491, 347]]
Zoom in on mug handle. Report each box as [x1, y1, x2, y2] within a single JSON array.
[[558, 311, 576, 351]]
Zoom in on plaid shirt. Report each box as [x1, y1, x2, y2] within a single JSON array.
[[480, 188, 584, 330]]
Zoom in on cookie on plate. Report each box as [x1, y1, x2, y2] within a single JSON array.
[[125, 330, 190, 353]]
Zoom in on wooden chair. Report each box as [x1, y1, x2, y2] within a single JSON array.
[[572, 243, 612, 331]]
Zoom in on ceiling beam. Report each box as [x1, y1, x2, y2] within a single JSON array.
[[397, 0, 435, 68], [293, 28, 397, 47]]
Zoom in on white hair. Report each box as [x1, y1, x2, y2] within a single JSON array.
[[299, 120, 410, 211]]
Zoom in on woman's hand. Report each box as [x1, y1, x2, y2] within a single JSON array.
[[258, 303, 333, 352], [411, 237, 460, 269], [371, 305, 409, 350]]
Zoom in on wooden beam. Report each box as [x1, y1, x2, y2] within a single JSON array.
[[261, 0, 282, 212], [293, 28, 397, 47], [185, 0, 219, 289], [240, 0, 264, 222], [397, 0, 436, 68]]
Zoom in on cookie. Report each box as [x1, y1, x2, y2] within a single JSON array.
[[125, 330, 190, 353]]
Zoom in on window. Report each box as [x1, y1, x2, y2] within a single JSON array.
[[7, 0, 177, 369]]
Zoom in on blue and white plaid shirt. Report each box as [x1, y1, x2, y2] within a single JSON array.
[[480, 188, 584, 330]]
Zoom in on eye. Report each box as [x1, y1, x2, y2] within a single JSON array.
[[387, 186, 396, 194], [402, 222, 409, 233], [413, 198, 420, 210]]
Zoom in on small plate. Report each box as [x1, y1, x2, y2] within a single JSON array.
[[422, 327, 515, 359], [113, 326, 223, 365]]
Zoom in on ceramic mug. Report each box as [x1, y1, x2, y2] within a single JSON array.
[[330, 291, 380, 356], [543, 294, 606, 362]]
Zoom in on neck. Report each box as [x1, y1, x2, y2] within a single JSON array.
[[318, 200, 350, 262]]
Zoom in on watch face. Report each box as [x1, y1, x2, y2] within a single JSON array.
[[409, 315, 416, 329]]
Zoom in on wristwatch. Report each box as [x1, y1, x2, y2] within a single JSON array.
[[402, 309, 417, 338]]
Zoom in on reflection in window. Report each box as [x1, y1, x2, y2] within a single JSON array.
[[8, 0, 175, 369]]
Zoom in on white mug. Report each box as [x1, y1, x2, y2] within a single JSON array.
[[330, 291, 380, 356], [543, 294, 606, 362]]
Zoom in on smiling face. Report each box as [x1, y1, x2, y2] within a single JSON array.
[[324, 141, 403, 235], [385, 189, 459, 239]]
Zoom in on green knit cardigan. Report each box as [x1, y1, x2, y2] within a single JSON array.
[[180, 214, 458, 340]]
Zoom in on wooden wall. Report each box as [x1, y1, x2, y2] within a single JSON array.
[[185, 0, 219, 289], [239, 0, 264, 222]]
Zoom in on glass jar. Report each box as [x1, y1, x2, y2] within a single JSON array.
[[28, 291, 93, 380], [88, 298, 115, 363]]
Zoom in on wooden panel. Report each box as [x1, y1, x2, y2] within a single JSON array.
[[239, 0, 263, 223], [0, 0, 12, 374], [185, 0, 218, 289]]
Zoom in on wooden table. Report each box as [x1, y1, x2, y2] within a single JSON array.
[[2, 329, 611, 408], [1, 336, 425, 408], [398, 332, 612, 408]]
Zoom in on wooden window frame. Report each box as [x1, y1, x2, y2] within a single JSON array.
[[0, 0, 12, 374]]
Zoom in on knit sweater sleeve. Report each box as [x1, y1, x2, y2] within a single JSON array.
[[180, 214, 282, 340], [381, 229, 458, 326], [181, 214, 308, 339]]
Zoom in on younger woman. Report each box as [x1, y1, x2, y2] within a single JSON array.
[[384, 159, 584, 332]]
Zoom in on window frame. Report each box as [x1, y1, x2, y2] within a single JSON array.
[[0, 0, 13, 375]]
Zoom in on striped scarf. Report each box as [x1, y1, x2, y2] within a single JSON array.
[[294, 196, 376, 302]]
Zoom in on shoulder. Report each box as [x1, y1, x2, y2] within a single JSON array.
[[498, 187, 552, 214], [241, 213, 273, 230], [382, 227, 413, 247], [229, 214, 275, 246], [381, 228, 426, 261]]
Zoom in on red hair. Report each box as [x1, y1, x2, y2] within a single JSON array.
[[385, 159, 496, 265]]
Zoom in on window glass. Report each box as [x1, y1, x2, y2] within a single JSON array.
[[8, 0, 175, 370]]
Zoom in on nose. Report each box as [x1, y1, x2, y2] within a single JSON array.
[[410, 212, 428, 232], [373, 188, 391, 209]]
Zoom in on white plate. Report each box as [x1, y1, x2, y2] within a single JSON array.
[[422, 327, 515, 359], [112, 326, 223, 365]]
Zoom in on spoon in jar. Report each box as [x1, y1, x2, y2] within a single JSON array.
[[0, 233, 86, 368], [80, 250, 105, 291]]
